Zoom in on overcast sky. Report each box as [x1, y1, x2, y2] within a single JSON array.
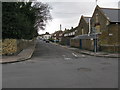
[[37, 0, 119, 34]]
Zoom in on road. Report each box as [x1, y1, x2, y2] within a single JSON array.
[[2, 40, 118, 88]]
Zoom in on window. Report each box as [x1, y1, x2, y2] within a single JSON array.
[[95, 25, 101, 33], [96, 13, 99, 23], [82, 28, 84, 35], [106, 20, 110, 26], [54, 34, 56, 36]]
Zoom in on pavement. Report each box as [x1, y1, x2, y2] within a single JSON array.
[[0, 41, 36, 64], [1, 41, 119, 64]]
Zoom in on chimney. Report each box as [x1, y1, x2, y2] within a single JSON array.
[[60, 24, 62, 30]]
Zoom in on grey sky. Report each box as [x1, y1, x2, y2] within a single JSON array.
[[37, 0, 119, 34]]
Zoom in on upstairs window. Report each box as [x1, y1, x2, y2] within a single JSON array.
[[82, 28, 84, 35], [95, 13, 99, 23]]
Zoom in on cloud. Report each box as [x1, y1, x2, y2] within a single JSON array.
[[38, 0, 119, 34]]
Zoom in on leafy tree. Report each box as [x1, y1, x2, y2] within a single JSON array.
[[2, 2, 52, 39]]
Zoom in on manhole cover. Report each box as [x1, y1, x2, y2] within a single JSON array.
[[77, 68, 91, 72]]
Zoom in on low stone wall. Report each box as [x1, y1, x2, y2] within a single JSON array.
[[100, 45, 120, 53], [2, 39, 34, 55]]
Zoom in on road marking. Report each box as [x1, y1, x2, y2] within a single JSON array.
[[62, 55, 71, 60], [64, 58, 71, 60], [72, 53, 78, 58], [81, 55, 86, 57]]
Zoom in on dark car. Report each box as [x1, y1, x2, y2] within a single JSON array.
[[43, 39, 46, 41], [46, 40, 49, 43]]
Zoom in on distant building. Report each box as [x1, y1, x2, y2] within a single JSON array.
[[51, 30, 63, 42], [42, 32, 51, 40], [61, 27, 77, 46]]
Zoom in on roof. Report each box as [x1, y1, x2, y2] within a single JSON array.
[[71, 34, 98, 40], [78, 16, 91, 25], [52, 30, 63, 35], [100, 8, 120, 22], [63, 27, 78, 34], [84, 17, 91, 23]]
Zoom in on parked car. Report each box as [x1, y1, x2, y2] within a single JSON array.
[[43, 39, 46, 41], [46, 40, 49, 43]]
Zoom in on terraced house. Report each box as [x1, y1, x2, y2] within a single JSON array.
[[61, 27, 77, 46], [71, 5, 120, 53]]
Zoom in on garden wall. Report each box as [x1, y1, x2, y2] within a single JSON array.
[[1, 39, 34, 55]]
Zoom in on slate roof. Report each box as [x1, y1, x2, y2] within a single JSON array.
[[100, 8, 120, 22], [63, 27, 78, 34]]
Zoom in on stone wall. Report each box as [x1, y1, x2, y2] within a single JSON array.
[[70, 39, 80, 48], [82, 39, 94, 51], [1, 39, 34, 55], [100, 45, 120, 53]]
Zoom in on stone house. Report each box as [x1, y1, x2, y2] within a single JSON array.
[[70, 16, 92, 50], [90, 5, 120, 52], [76, 15, 91, 36], [71, 5, 120, 53]]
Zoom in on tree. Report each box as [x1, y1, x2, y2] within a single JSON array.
[[2, 2, 52, 39]]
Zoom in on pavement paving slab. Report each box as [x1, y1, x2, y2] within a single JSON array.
[[0, 42, 36, 64]]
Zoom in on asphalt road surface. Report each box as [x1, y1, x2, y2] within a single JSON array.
[[2, 40, 118, 88]]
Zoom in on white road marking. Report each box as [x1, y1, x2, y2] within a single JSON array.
[[72, 53, 78, 58], [81, 55, 86, 57], [64, 58, 71, 60], [62, 55, 71, 60]]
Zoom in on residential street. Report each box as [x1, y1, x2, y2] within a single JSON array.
[[2, 40, 118, 88]]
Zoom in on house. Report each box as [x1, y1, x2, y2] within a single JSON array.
[[61, 27, 77, 46], [42, 32, 51, 40], [90, 5, 120, 52], [71, 5, 120, 53], [51, 30, 63, 42], [76, 15, 91, 36], [70, 16, 92, 50]]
